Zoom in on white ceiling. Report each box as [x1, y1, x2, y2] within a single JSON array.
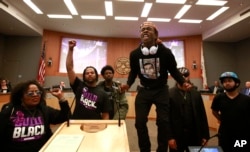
[[1, 0, 250, 42]]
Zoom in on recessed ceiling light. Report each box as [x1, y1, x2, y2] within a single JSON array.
[[64, 0, 78, 15], [115, 16, 138, 20], [147, 18, 171, 22], [47, 14, 72, 19], [175, 5, 191, 19], [23, 0, 43, 14], [207, 7, 229, 20], [81, 16, 106, 20], [179, 19, 202, 23], [141, 3, 152, 17], [196, 0, 228, 6], [156, 0, 186, 4], [105, 1, 113, 16]]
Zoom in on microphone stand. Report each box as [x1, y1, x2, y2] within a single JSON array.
[[114, 81, 121, 127], [116, 100, 121, 127], [198, 134, 219, 152], [67, 97, 75, 127]]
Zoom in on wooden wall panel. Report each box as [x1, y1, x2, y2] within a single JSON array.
[[43, 30, 202, 79]]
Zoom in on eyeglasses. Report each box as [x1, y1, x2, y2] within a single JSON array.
[[26, 90, 42, 97]]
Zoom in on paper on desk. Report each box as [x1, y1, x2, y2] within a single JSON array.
[[44, 134, 84, 152]]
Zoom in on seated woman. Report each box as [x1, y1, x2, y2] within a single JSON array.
[[0, 80, 70, 152]]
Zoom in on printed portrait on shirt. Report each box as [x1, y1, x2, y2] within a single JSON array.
[[140, 58, 160, 79]]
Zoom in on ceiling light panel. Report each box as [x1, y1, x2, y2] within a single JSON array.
[[141, 3, 152, 17], [179, 19, 202, 23], [174, 5, 191, 19], [114, 16, 138, 20], [196, 0, 228, 6], [179, 5, 218, 21], [23, 0, 43, 14], [105, 1, 113, 16], [81, 15, 106, 20], [47, 14, 72, 19], [147, 18, 171, 22], [206, 7, 229, 20], [156, 0, 186, 4], [64, 0, 78, 15]]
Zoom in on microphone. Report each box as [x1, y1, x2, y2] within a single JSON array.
[[198, 134, 219, 152]]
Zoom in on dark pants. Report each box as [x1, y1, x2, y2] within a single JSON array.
[[135, 86, 169, 152]]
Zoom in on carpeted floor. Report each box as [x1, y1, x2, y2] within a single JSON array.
[[125, 118, 218, 152]]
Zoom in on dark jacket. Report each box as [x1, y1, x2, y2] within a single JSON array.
[[97, 81, 128, 120], [208, 85, 224, 94], [168, 86, 210, 143]]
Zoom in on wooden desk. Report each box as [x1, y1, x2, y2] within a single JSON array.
[[39, 120, 130, 152], [0, 93, 10, 110]]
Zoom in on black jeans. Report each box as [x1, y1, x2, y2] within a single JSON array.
[[135, 86, 170, 152]]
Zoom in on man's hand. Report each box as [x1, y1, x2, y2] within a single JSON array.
[[120, 84, 129, 92], [168, 139, 177, 150], [68, 40, 76, 51], [182, 82, 192, 91]]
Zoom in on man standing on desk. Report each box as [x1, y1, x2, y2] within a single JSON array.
[[120, 21, 192, 152], [66, 40, 111, 120]]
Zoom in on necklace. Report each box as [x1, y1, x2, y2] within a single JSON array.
[[179, 90, 187, 100]]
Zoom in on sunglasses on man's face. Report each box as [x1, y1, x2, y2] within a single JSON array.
[[26, 90, 42, 97]]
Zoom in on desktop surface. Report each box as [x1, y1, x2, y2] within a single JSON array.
[[39, 120, 130, 152]]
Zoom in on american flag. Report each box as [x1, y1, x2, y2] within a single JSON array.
[[37, 42, 46, 85], [201, 46, 207, 89]]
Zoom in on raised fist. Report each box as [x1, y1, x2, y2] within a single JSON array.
[[68, 40, 76, 50]]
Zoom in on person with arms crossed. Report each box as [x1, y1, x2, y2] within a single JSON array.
[[211, 72, 250, 152], [121, 21, 192, 152], [98, 65, 128, 120], [168, 67, 209, 152], [0, 80, 70, 152], [66, 40, 111, 120]]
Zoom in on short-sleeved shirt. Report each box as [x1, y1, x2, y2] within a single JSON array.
[[70, 77, 111, 119], [211, 93, 250, 137]]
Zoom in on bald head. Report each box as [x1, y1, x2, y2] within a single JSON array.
[[245, 81, 250, 88]]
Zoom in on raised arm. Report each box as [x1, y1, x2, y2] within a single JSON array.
[[66, 40, 77, 85]]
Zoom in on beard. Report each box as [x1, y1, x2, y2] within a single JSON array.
[[224, 84, 239, 92], [84, 77, 96, 84]]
